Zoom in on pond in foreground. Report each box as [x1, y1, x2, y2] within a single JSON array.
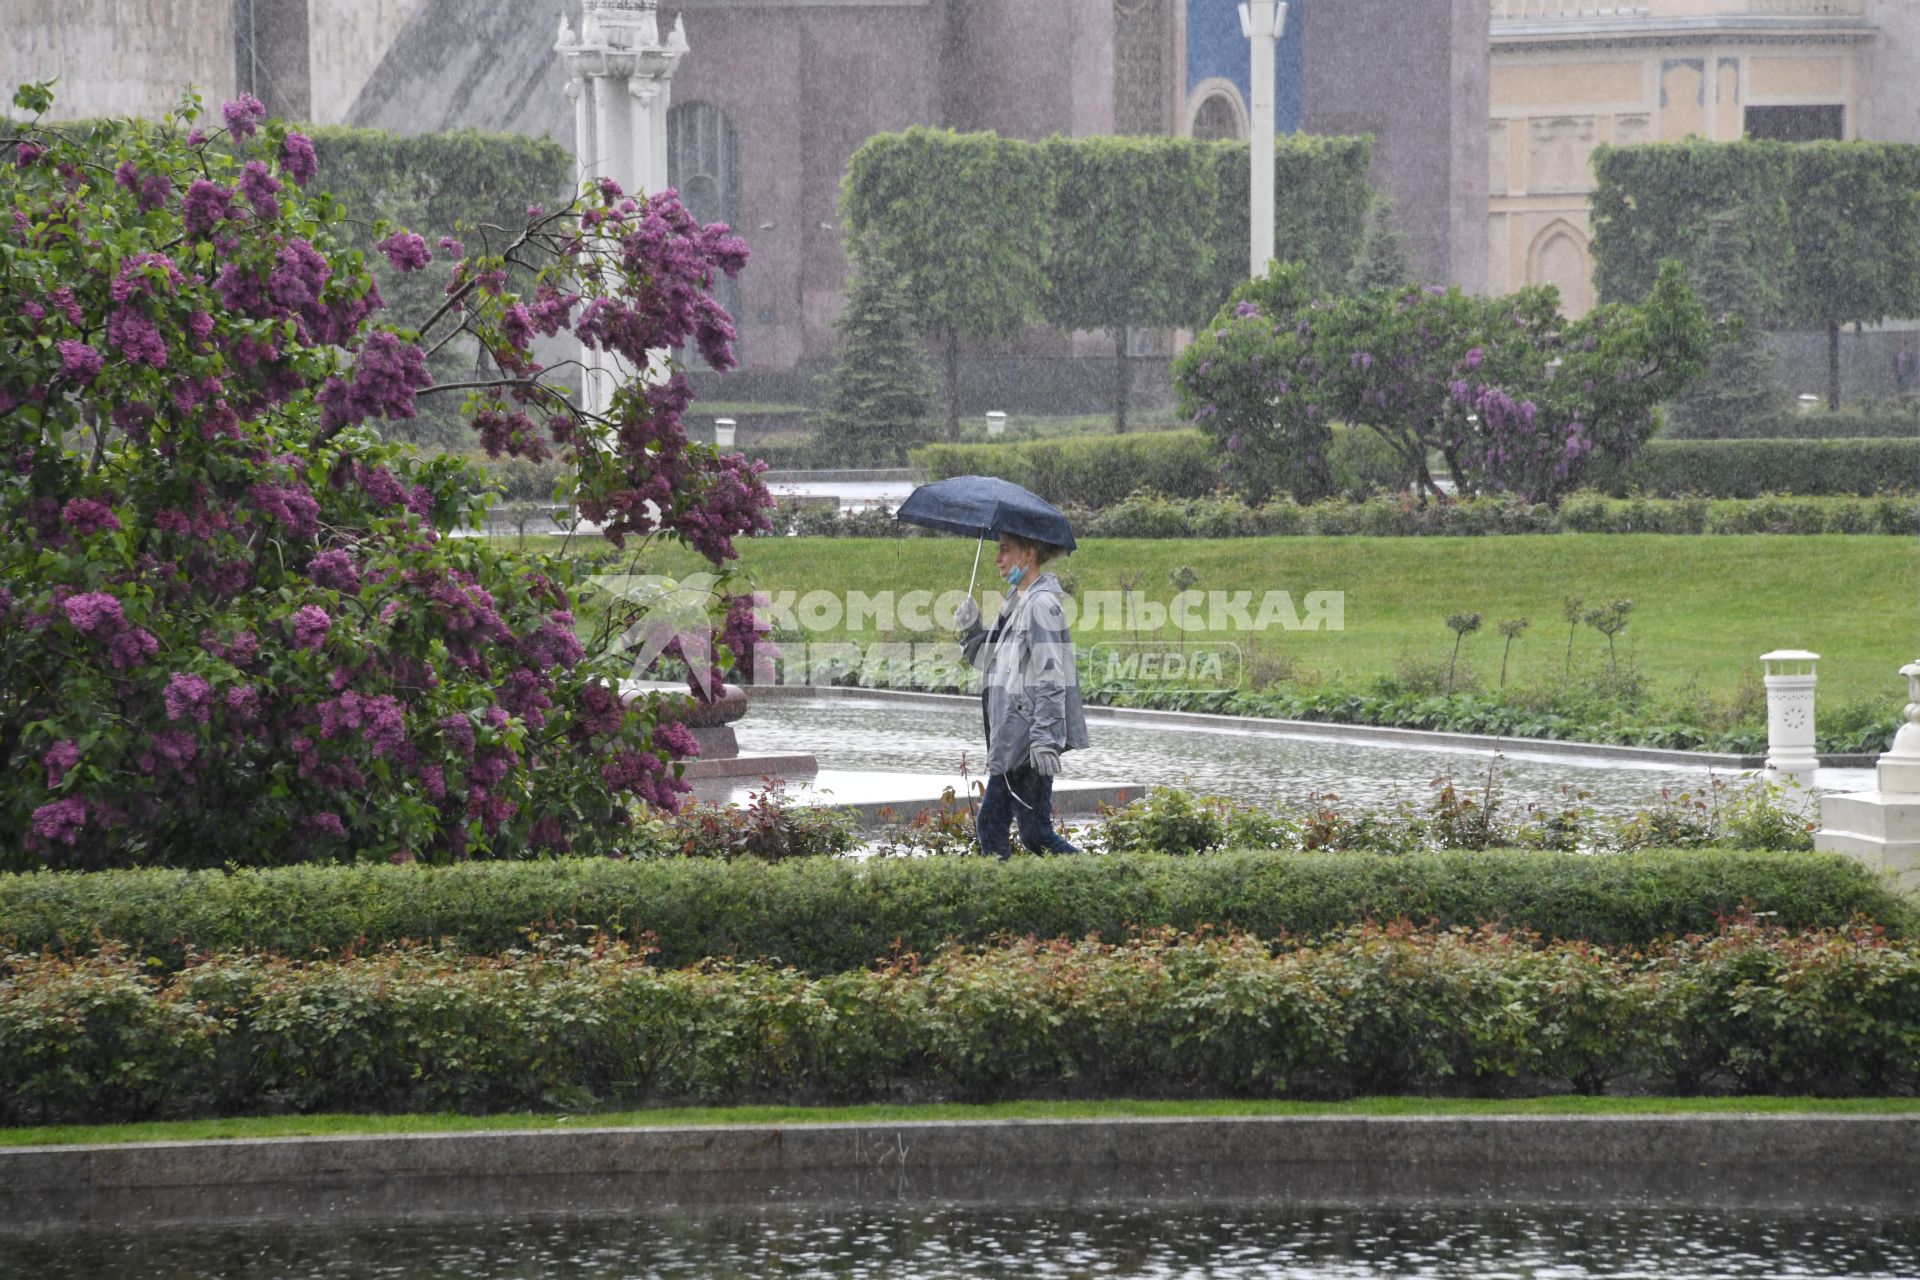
[[7, 1202, 1919, 1279]]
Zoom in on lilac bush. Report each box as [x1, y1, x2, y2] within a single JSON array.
[[1176, 260, 1710, 505], [0, 84, 772, 868]]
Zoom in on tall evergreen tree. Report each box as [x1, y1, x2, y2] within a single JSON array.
[[1347, 197, 1415, 294], [813, 249, 937, 465], [1671, 208, 1784, 435]]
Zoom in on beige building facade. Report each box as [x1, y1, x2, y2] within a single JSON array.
[[1489, 0, 1920, 314]]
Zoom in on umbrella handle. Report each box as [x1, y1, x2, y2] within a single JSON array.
[[966, 534, 984, 600]]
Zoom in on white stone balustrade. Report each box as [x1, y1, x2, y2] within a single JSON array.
[[1816, 662, 1920, 890]]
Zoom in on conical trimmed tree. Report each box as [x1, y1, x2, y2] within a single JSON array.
[[1347, 197, 1415, 294], [1671, 207, 1784, 436], [814, 250, 938, 465]]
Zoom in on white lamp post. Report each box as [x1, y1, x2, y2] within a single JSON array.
[[1238, 1, 1289, 278]]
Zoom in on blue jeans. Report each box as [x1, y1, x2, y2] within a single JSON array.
[[977, 763, 1081, 859]]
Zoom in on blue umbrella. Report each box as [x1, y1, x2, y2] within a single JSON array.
[[896, 475, 1077, 596]]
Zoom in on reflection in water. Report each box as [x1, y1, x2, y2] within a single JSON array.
[[735, 697, 1764, 818], [6, 1203, 1919, 1278]]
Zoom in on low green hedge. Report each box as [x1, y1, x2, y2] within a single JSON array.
[[1069, 491, 1918, 538], [913, 431, 1219, 506], [1071, 683, 1898, 758], [1602, 439, 1920, 498], [769, 487, 1918, 541], [912, 434, 1920, 510], [0, 850, 1906, 975], [1665, 407, 1920, 440], [6, 921, 1916, 1122]]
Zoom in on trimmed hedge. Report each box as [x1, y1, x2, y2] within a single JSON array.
[[777, 491, 1918, 539], [0, 850, 1908, 976], [6, 921, 1919, 1122], [912, 431, 1219, 506], [911, 433, 1920, 512], [1602, 438, 1920, 498], [1664, 407, 1920, 441]]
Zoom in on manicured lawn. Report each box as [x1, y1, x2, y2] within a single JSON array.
[[548, 533, 1919, 706], [9, 1095, 1920, 1148]]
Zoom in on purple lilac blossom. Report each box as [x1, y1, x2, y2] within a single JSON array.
[[57, 340, 103, 384], [182, 179, 235, 236], [106, 627, 159, 670], [222, 94, 268, 138], [375, 231, 431, 273], [308, 549, 361, 593], [31, 797, 87, 844], [239, 161, 281, 221], [42, 740, 80, 788], [61, 497, 119, 536], [279, 132, 318, 186], [291, 605, 332, 651], [61, 591, 124, 634], [163, 671, 214, 722], [107, 306, 168, 367]]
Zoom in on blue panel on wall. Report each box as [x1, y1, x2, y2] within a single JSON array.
[[1185, 0, 1304, 134]]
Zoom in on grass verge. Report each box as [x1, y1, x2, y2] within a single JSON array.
[[544, 533, 1919, 707], [9, 1096, 1920, 1148]]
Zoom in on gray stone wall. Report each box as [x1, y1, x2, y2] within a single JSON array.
[[306, 0, 426, 125], [2, 0, 234, 121], [349, 0, 1121, 373], [1300, 0, 1489, 292]]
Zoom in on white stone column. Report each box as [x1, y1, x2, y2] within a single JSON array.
[[566, 75, 592, 186], [629, 83, 661, 195], [555, 0, 686, 417], [594, 76, 633, 191]]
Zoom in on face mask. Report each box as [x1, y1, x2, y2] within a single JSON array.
[[1002, 563, 1026, 588]]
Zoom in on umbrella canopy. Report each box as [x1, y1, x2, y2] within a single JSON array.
[[895, 475, 1077, 552]]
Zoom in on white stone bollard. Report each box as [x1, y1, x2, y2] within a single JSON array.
[[714, 417, 736, 448], [1817, 661, 1920, 889], [985, 411, 1007, 437], [1762, 649, 1820, 789]]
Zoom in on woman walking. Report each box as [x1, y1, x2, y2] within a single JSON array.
[[958, 532, 1089, 857]]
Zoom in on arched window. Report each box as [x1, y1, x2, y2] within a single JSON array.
[[1191, 91, 1245, 142], [667, 101, 742, 327], [1528, 221, 1594, 318]]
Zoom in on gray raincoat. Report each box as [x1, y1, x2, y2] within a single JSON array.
[[962, 571, 1090, 776]]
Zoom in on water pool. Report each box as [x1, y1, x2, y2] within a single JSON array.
[[7, 1201, 1918, 1278], [732, 695, 1851, 819]]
